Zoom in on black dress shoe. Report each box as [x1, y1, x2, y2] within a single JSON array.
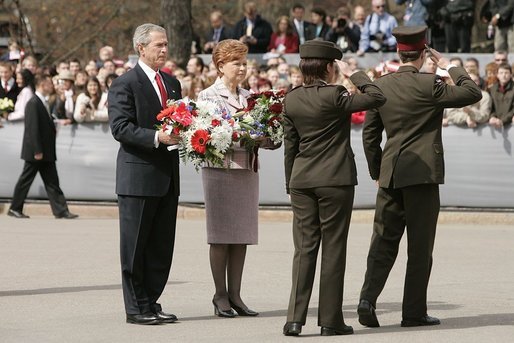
[[7, 209, 29, 219], [154, 310, 178, 323], [320, 325, 354, 336], [212, 300, 237, 318], [55, 211, 79, 219], [401, 315, 441, 327], [126, 313, 160, 325], [283, 322, 302, 336], [358, 299, 380, 327], [229, 299, 259, 316]]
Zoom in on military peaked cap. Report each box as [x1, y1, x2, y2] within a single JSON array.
[[299, 40, 343, 60], [392, 26, 428, 51]]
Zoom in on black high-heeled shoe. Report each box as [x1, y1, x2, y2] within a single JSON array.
[[229, 299, 259, 316], [212, 300, 237, 318]]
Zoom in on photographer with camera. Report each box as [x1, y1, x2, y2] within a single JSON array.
[[357, 0, 398, 55], [326, 6, 361, 53], [440, 0, 475, 52]]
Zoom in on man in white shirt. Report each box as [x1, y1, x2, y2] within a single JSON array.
[[107, 23, 182, 326], [291, 4, 314, 44]]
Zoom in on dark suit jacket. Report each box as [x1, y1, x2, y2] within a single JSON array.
[[363, 65, 482, 189], [292, 20, 316, 42], [108, 63, 182, 197], [489, 80, 514, 124], [284, 72, 386, 193], [204, 26, 232, 53], [232, 15, 273, 53], [312, 23, 331, 40], [21, 95, 56, 162], [0, 80, 21, 104]]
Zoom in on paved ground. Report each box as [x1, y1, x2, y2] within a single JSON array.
[[1, 208, 513, 342]]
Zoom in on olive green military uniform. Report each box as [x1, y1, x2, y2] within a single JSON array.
[[284, 71, 385, 330], [360, 65, 482, 319]]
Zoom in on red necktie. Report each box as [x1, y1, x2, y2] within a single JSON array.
[[155, 72, 168, 108], [4, 81, 8, 93]]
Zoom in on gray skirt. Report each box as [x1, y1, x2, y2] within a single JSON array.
[[202, 167, 259, 244]]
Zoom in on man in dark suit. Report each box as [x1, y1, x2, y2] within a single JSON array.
[[232, 1, 273, 53], [8, 74, 78, 219], [0, 61, 20, 104], [357, 26, 482, 328], [108, 23, 182, 325], [203, 10, 232, 53], [291, 3, 315, 44]]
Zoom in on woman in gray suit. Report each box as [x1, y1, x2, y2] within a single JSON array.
[[282, 40, 386, 336], [197, 39, 276, 318]]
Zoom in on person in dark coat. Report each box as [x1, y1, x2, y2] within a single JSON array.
[[488, 62, 514, 128], [282, 40, 386, 337], [108, 23, 182, 325], [310, 7, 331, 40], [8, 74, 78, 220], [326, 6, 361, 52], [440, 0, 475, 52], [203, 10, 233, 53], [232, 2, 273, 53], [357, 26, 482, 329], [291, 3, 315, 44]]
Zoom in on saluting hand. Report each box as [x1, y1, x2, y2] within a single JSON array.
[[335, 60, 354, 78], [426, 46, 450, 70]]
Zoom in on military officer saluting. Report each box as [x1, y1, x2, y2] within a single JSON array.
[[282, 40, 386, 336], [357, 26, 482, 328]]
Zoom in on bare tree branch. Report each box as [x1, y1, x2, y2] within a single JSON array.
[[39, 10, 89, 64], [12, 0, 35, 55], [51, 0, 123, 63]]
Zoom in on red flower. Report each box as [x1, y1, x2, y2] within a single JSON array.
[[269, 103, 283, 114], [173, 127, 181, 135], [171, 102, 193, 127], [268, 116, 282, 127], [191, 130, 210, 154], [232, 132, 239, 141], [246, 98, 256, 112], [262, 90, 274, 98], [211, 119, 221, 127], [156, 104, 176, 121]]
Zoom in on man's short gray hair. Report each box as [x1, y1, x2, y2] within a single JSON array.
[[133, 23, 166, 55]]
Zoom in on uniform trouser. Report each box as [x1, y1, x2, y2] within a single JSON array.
[[286, 185, 354, 329], [10, 161, 68, 216], [118, 186, 178, 315], [360, 184, 439, 318]]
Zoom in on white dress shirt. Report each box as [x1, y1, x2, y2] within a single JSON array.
[[138, 60, 166, 148]]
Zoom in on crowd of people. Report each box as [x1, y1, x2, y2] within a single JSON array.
[[1, 2, 510, 334], [1, 1, 514, 130]]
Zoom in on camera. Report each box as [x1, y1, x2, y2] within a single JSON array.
[[337, 18, 347, 28]]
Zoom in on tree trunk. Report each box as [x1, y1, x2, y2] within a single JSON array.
[[161, 0, 192, 69]]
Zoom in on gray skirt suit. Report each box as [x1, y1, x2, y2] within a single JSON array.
[[197, 78, 258, 245]]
